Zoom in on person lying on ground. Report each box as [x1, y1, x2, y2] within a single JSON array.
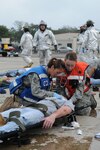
[[0, 68, 30, 77], [78, 54, 100, 86], [0, 93, 74, 135], [0, 76, 11, 94], [0, 57, 74, 136]]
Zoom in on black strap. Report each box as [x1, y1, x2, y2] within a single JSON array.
[[50, 100, 60, 109], [7, 111, 26, 131], [75, 104, 91, 111], [9, 111, 20, 118], [9, 117, 26, 131], [27, 102, 48, 116]]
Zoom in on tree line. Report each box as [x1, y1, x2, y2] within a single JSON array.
[[0, 21, 79, 43]]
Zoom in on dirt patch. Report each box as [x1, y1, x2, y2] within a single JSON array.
[[0, 134, 92, 150]]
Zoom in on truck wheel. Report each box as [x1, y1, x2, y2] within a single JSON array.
[[2, 52, 7, 57]]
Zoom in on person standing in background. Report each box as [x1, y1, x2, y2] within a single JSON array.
[[77, 25, 87, 54], [19, 26, 34, 68], [83, 20, 99, 59], [33, 20, 57, 66]]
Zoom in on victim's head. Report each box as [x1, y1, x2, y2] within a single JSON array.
[[47, 58, 66, 77]]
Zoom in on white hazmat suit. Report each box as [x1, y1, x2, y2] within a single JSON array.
[[20, 29, 33, 67], [33, 20, 57, 65], [83, 26, 99, 59]]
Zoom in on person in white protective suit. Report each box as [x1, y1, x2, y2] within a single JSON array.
[[19, 26, 34, 68], [77, 25, 87, 54], [82, 20, 99, 59], [33, 20, 57, 65]]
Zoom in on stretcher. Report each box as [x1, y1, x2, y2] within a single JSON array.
[[0, 106, 77, 147], [0, 101, 93, 147]]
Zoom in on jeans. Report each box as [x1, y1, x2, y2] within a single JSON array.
[[90, 78, 100, 86], [0, 107, 44, 134]]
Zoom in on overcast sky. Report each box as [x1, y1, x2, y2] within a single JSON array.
[[0, 0, 100, 29]]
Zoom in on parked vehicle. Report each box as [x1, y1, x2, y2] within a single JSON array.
[[57, 46, 73, 53], [7, 46, 16, 51], [0, 38, 17, 57]]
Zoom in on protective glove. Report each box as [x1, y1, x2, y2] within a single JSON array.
[[33, 46, 37, 53], [33, 46, 36, 49], [53, 92, 62, 99], [54, 45, 58, 51], [18, 46, 21, 50], [69, 97, 77, 104]]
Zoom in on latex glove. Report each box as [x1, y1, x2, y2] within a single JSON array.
[[53, 92, 61, 99], [69, 96, 77, 103]]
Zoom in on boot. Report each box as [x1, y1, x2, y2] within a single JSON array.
[[0, 114, 6, 126], [90, 95, 97, 109], [0, 96, 14, 112], [0, 96, 21, 112], [89, 109, 97, 117]]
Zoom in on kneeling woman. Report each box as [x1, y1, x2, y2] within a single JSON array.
[[9, 58, 66, 103]]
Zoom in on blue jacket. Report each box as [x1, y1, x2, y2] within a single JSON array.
[[9, 66, 51, 101]]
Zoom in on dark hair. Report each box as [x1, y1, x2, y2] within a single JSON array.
[[86, 20, 94, 27], [80, 25, 87, 33], [39, 25, 47, 31], [47, 58, 66, 69], [65, 52, 77, 61], [24, 28, 29, 32]]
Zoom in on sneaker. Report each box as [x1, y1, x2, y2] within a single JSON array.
[[23, 62, 33, 68], [28, 62, 33, 68], [95, 133, 100, 139], [90, 95, 97, 109], [23, 65, 30, 68], [93, 86, 99, 92]]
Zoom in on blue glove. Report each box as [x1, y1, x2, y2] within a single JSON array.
[[53, 92, 61, 99]]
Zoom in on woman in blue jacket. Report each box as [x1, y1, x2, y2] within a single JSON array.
[[9, 58, 66, 103]]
